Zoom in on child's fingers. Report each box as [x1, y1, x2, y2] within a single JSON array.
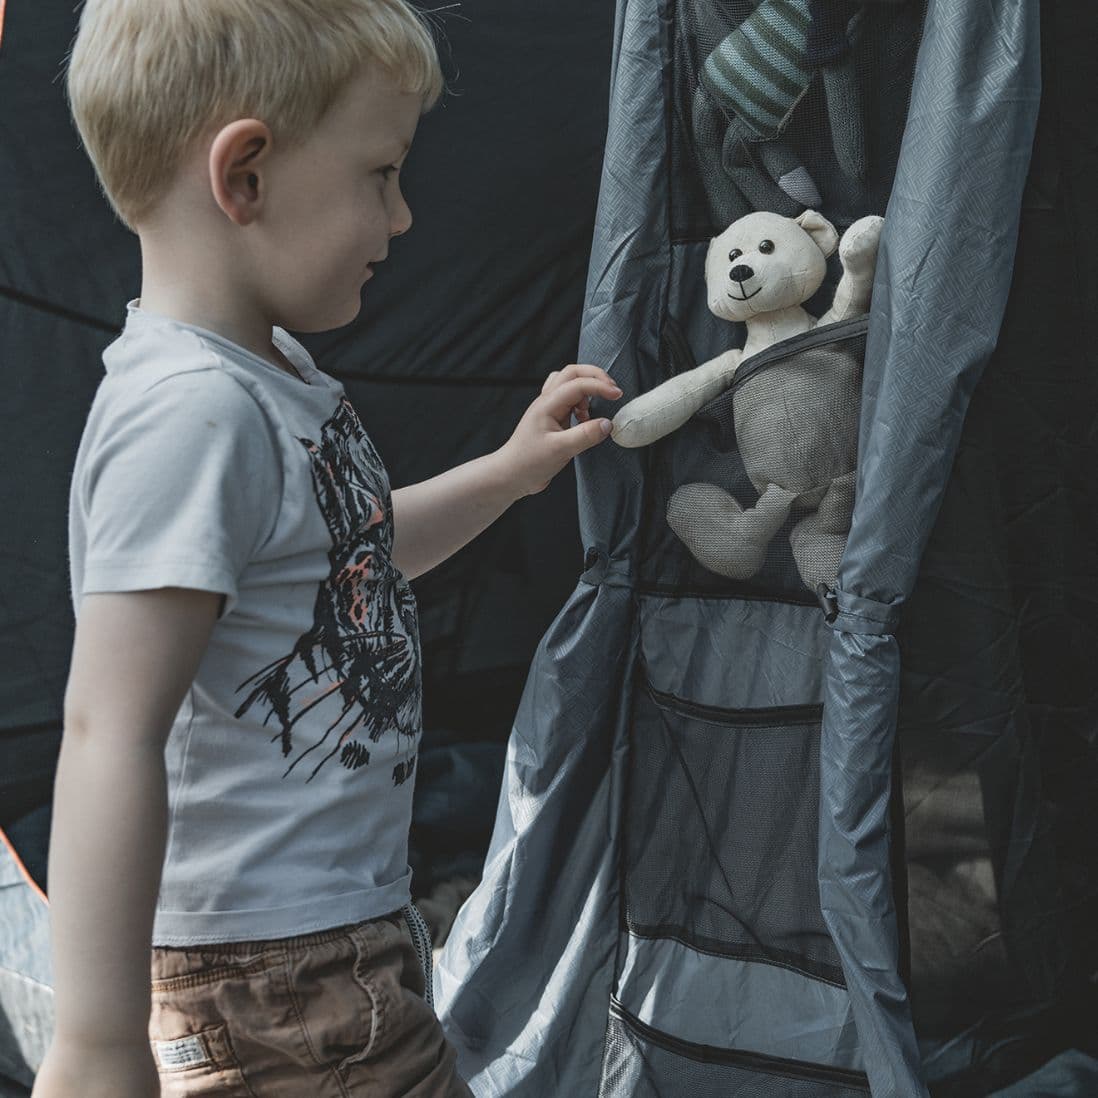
[[556, 416, 614, 455], [541, 377, 621, 422], [542, 364, 615, 397]]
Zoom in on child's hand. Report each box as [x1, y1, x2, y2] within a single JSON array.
[[498, 364, 621, 496]]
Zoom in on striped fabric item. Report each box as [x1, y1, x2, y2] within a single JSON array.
[[700, 0, 814, 141]]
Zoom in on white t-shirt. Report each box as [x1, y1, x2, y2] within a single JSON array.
[[68, 303, 422, 945]]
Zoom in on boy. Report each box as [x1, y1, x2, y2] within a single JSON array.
[[32, 2, 620, 1095]]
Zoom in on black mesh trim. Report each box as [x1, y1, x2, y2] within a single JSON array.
[[608, 1001, 870, 1089], [634, 581, 819, 606], [730, 315, 869, 391], [624, 922, 846, 987], [647, 684, 822, 727]]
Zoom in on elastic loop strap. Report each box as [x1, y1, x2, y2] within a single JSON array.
[[827, 587, 901, 635]]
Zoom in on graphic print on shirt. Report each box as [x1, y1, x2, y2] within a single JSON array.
[[235, 398, 421, 783]]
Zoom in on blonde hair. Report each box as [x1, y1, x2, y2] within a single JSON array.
[[67, 0, 443, 228]]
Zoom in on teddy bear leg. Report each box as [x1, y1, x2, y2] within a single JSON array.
[[790, 512, 848, 592], [789, 473, 856, 590], [814, 471, 856, 534], [668, 481, 794, 580]]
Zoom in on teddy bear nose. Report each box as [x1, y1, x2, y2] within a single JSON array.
[[729, 264, 755, 283]]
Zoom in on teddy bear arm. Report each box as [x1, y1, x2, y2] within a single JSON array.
[[611, 348, 741, 448], [817, 215, 884, 327], [817, 270, 874, 327]]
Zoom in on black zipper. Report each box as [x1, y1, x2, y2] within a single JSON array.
[[730, 315, 869, 395], [646, 682, 822, 727], [609, 1000, 870, 1089]]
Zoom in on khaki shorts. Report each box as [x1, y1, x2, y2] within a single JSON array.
[[149, 912, 472, 1097]]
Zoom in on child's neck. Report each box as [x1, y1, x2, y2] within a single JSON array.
[[137, 233, 295, 377]]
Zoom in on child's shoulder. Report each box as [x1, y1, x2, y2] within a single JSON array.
[[103, 315, 255, 402], [91, 316, 291, 450]]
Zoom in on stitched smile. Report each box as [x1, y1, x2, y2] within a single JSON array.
[[727, 286, 762, 301]]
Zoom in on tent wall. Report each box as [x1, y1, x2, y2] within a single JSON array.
[[899, 1, 1098, 1088], [436, 1, 1098, 1096]]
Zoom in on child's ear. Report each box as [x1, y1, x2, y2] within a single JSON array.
[[208, 120, 272, 226], [795, 209, 839, 258]]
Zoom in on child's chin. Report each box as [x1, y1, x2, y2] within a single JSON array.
[[295, 298, 363, 334]]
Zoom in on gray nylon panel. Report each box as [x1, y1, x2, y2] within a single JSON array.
[[615, 932, 862, 1069], [434, 582, 637, 1095], [0, 841, 52, 1086], [440, 1, 1041, 1096], [638, 595, 825, 709], [599, 1011, 870, 1097], [572, 0, 668, 562], [818, 1, 1041, 1095], [435, 2, 668, 1091]]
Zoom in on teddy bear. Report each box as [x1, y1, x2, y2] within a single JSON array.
[[611, 208, 883, 591]]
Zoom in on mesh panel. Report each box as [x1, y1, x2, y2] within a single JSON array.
[[669, 0, 926, 241], [638, 317, 867, 602], [623, 681, 843, 984], [598, 1009, 870, 1096]]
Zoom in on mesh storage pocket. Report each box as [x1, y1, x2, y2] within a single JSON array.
[[598, 1002, 870, 1097], [624, 679, 843, 984], [668, 0, 925, 241], [639, 316, 867, 604]]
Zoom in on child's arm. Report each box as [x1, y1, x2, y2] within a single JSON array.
[[391, 364, 621, 579], [32, 587, 221, 1098]]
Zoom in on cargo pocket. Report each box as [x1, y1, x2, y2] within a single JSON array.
[[598, 1002, 869, 1097], [623, 680, 842, 986], [151, 1022, 257, 1098]]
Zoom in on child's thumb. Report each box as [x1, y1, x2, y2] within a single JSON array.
[[563, 417, 613, 455]]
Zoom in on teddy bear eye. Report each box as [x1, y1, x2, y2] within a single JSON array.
[[758, 239, 775, 254], [728, 248, 742, 262]]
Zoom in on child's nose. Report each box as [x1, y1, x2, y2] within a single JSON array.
[[390, 193, 413, 237]]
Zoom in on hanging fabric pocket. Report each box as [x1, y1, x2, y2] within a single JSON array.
[[670, 0, 923, 242], [640, 315, 868, 604], [598, 1001, 870, 1097], [624, 679, 843, 986]]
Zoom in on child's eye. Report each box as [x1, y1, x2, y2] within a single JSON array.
[[378, 165, 399, 181]]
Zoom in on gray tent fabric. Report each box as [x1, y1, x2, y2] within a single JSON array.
[[818, 1, 1041, 1094], [0, 835, 50, 1090], [434, 1, 658, 1090], [437, 0, 1044, 1095]]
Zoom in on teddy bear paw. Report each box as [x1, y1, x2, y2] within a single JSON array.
[[838, 215, 884, 273]]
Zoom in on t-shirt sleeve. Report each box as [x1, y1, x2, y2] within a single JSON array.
[[77, 369, 281, 613]]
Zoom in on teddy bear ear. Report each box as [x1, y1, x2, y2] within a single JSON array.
[[795, 209, 839, 258]]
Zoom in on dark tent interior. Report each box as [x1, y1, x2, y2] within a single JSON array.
[[1, 2, 1097, 1096]]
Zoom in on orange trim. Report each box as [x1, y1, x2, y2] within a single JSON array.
[[0, 823, 48, 907]]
